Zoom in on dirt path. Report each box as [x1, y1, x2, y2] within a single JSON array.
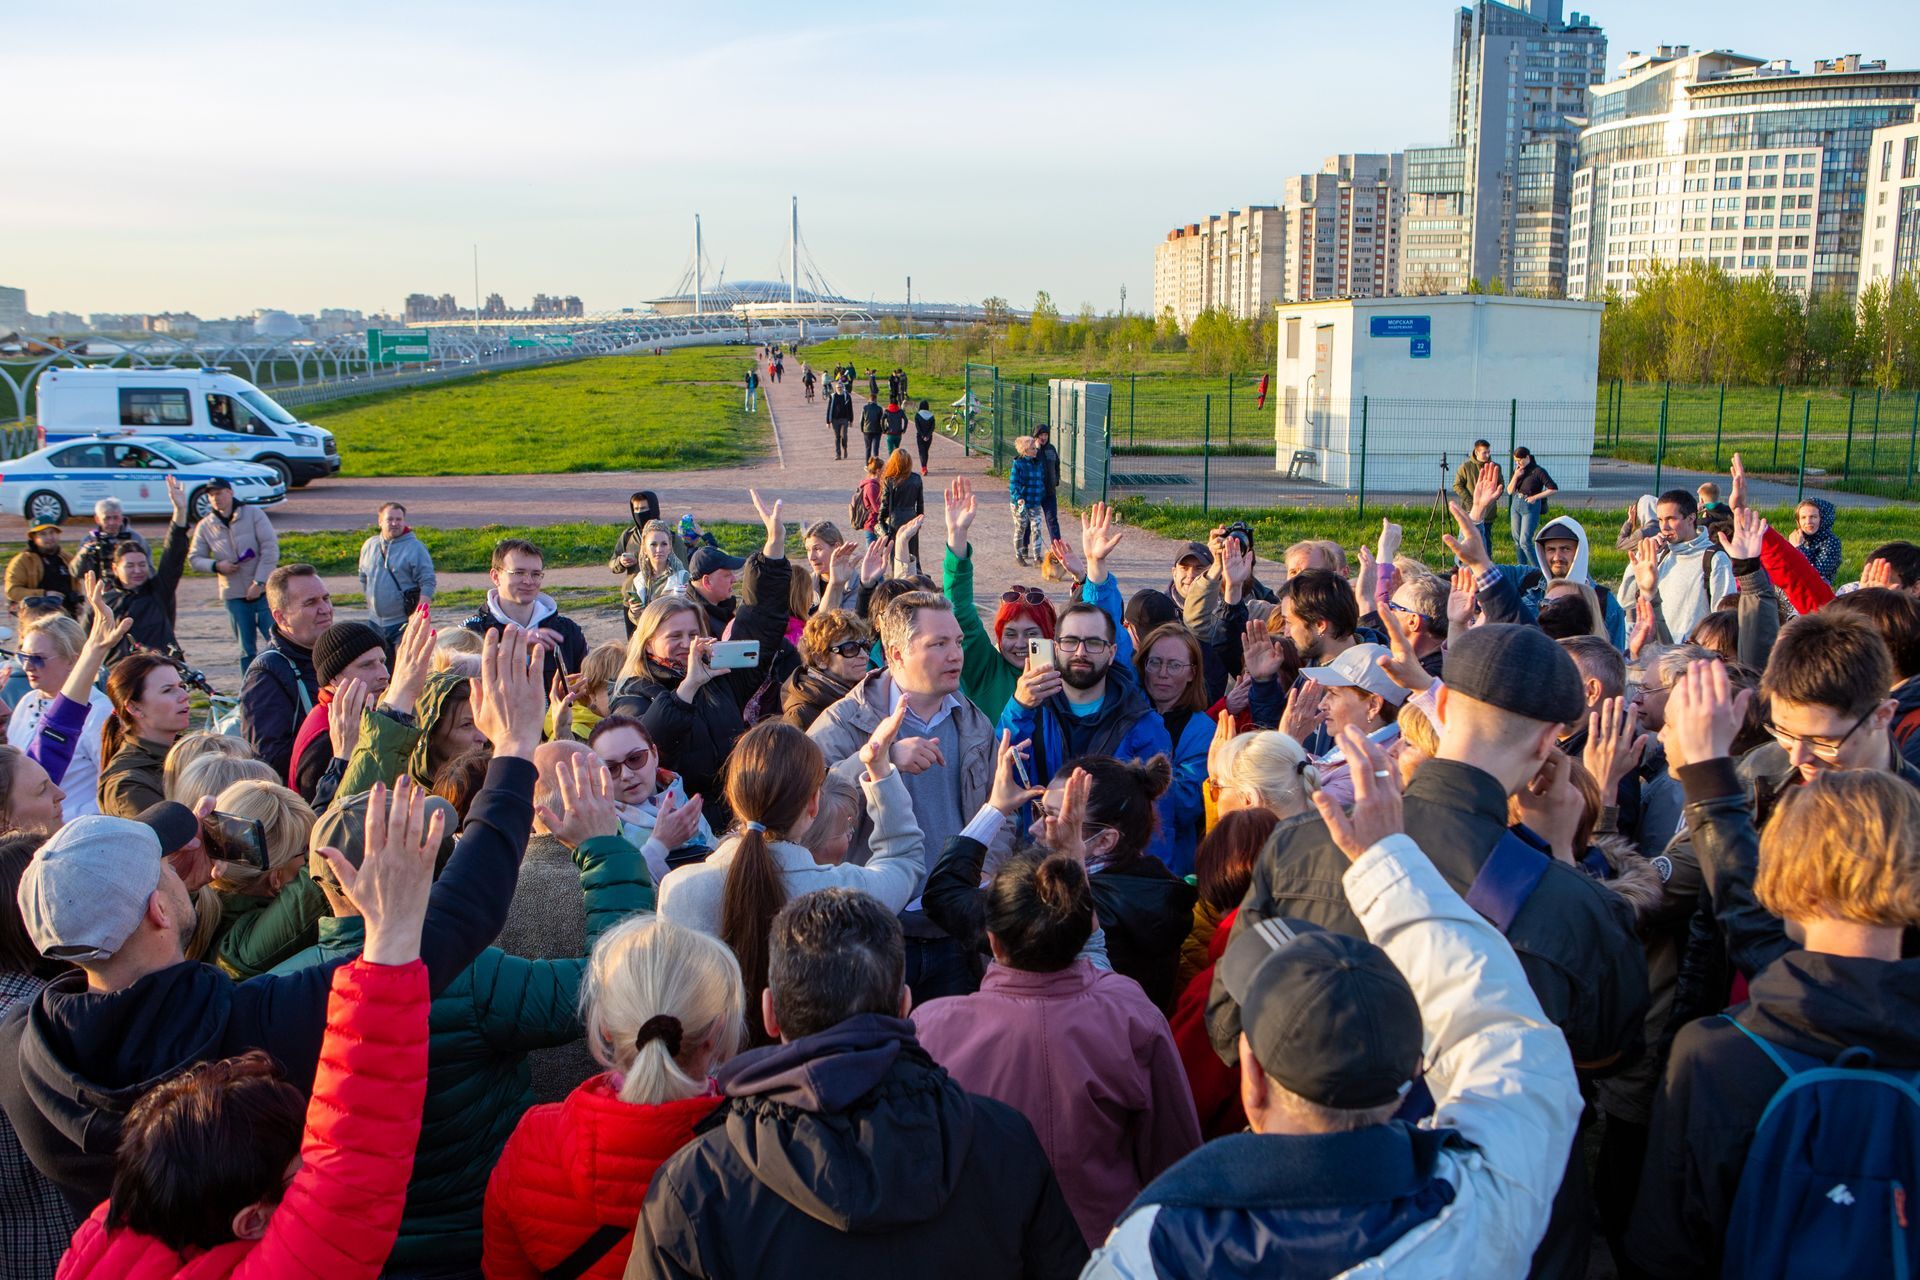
[[97, 358, 1195, 691]]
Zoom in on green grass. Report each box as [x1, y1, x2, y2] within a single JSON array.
[[297, 350, 766, 476], [1107, 496, 1920, 587]]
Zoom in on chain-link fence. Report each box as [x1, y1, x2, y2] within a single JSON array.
[[1598, 379, 1920, 499]]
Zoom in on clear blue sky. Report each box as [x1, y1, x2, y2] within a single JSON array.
[[7, 0, 1915, 319]]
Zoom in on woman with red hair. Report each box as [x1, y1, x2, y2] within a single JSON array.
[[941, 477, 1057, 723]]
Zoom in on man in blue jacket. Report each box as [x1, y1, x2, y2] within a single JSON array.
[[999, 601, 1174, 861]]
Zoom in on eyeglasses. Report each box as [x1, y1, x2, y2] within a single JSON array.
[[505, 570, 546, 581], [828, 640, 868, 658], [1143, 658, 1191, 675], [1055, 637, 1113, 655], [1387, 600, 1431, 624], [603, 747, 655, 776], [1764, 704, 1879, 762], [1031, 794, 1114, 834], [1001, 586, 1048, 605]]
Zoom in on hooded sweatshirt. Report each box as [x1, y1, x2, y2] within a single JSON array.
[[464, 590, 587, 692], [1793, 496, 1842, 583], [357, 527, 438, 627], [1520, 514, 1627, 647], [634, 1013, 1088, 1280]]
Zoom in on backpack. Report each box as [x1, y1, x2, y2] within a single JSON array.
[[850, 479, 882, 531], [1719, 1018, 1920, 1279]]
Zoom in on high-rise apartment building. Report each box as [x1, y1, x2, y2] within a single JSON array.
[[1279, 154, 1405, 301], [1861, 120, 1920, 290], [1569, 50, 1920, 299], [1153, 207, 1286, 329], [1399, 0, 1606, 295], [0, 286, 27, 330]]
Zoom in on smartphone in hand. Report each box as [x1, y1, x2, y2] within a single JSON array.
[[709, 640, 761, 670], [1028, 638, 1054, 669]]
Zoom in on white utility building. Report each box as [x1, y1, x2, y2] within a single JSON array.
[[1270, 294, 1601, 493]]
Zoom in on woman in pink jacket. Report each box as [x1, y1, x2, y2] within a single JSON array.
[[913, 849, 1202, 1248]]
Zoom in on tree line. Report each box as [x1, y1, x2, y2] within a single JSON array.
[[1599, 260, 1920, 390]]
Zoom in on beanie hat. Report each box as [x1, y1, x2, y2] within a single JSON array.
[[313, 622, 390, 689]]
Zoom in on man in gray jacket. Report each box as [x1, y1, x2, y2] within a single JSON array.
[[808, 591, 1008, 999], [188, 478, 279, 672], [356, 501, 438, 641]]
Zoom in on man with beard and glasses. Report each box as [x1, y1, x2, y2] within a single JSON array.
[[1000, 601, 1174, 862]]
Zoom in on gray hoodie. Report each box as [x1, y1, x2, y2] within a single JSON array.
[[356, 529, 438, 626]]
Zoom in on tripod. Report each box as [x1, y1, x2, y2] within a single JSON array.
[[1421, 451, 1452, 556]]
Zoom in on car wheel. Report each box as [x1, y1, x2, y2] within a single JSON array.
[[259, 456, 294, 489], [24, 491, 67, 525], [188, 486, 212, 521]]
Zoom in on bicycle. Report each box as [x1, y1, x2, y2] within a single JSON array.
[[941, 406, 980, 440]]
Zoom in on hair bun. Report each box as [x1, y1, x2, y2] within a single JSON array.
[[1032, 853, 1090, 917], [1134, 754, 1174, 802]]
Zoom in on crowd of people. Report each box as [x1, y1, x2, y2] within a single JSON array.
[[0, 431, 1917, 1279]]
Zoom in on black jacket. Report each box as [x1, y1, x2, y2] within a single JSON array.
[[100, 521, 190, 653], [780, 666, 854, 731], [924, 835, 1196, 1010], [1037, 442, 1060, 494], [827, 391, 854, 425], [1627, 950, 1920, 1278], [860, 401, 884, 435], [882, 406, 906, 437], [460, 605, 588, 694], [238, 629, 319, 781], [635, 1014, 1087, 1280], [0, 757, 534, 1214], [880, 474, 923, 539]]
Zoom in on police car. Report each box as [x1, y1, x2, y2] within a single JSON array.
[[0, 435, 286, 524]]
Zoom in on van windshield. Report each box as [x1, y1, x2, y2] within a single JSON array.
[[239, 389, 298, 425]]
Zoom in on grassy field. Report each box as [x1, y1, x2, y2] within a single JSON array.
[[271, 520, 774, 576], [300, 351, 764, 476], [1108, 495, 1917, 587]]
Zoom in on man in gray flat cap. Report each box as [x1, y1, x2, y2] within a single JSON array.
[[1209, 622, 1650, 1280]]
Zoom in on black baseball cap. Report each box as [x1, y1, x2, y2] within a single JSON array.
[[203, 477, 232, 492], [1218, 915, 1423, 1110], [133, 801, 200, 855], [1176, 541, 1213, 567], [688, 546, 745, 579]]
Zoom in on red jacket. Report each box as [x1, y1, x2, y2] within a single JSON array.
[[482, 1077, 721, 1280], [1758, 523, 1833, 616], [57, 958, 430, 1280], [1169, 907, 1246, 1139]]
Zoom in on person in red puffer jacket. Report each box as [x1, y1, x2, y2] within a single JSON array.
[[57, 779, 444, 1280], [482, 917, 744, 1280]]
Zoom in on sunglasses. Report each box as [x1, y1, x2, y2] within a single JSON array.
[[603, 747, 656, 777], [828, 640, 869, 658], [1001, 586, 1048, 605]]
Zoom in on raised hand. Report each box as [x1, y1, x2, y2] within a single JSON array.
[[1049, 537, 1086, 583], [988, 731, 1044, 816], [1312, 726, 1404, 862], [1281, 680, 1327, 745], [1862, 557, 1897, 591], [1375, 605, 1435, 693], [651, 788, 706, 851], [1081, 502, 1126, 583], [826, 540, 861, 591], [382, 607, 437, 715], [1036, 767, 1092, 862], [1582, 695, 1647, 807], [165, 473, 188, 522], [1628, 595, 1657, 661], [1663, 658, 1752, 770], [1442, 500, 1492, 572], [1630, 535, 1661, 599], [81, 575, 132, 652], [749, 488, 785, 558], [1224, 672, 1252, 716], [1222, 539, 1252, 596], [327, 676, 371, 761], [469, 626, 547, 761], [943, 476, 977, 554], [1717, 506, 1767, 560], [1376, 517, 1403, 568], [1447, 565, 1476, 631], [318, 778, 445, 966], [1354, 545, 1378, 610], [1241, 621, 1282, 681], [536, 750, 621, 847], [860, 701, 910, 781], [1728, 453, 1748, 512], [1471, 463, 1504, 522], [859, 536, 888, 586], [549, 671, 583, 741]]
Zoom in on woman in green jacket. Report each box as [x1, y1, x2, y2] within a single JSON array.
[[941, 477, 1054, 724]]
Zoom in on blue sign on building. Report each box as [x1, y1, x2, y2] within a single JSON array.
[[1369, 315, 1432, 338], [1410, 336, 1433, 359]]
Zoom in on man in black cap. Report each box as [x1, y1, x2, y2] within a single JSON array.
[[686, 544, 746, 635], [1212, 622, 1650, 1278], [1089, 731, 1581, 1277]]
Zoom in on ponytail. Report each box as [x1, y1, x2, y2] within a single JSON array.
[[103, 654, 172, 762], [985, 851, 1094, 972], [718, 723, 826, 1035]]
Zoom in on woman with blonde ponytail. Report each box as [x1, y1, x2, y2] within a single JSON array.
[[656, 707, 929, 1039], [482, 917, 744, 1280]]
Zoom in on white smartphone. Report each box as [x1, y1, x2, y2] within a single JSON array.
[[709, 640, 761, 670], [1028, 638, 1054, 668]]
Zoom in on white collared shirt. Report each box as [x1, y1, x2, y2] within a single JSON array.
[[887, 680, 963, 735]]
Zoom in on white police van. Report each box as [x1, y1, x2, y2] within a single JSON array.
[[35, 366, 340, 489]]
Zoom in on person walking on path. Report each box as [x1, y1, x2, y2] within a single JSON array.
[[1010, 437, 1049, 567], [1035, 425, 1063, 541], [860, 395, 886, 464], [882, 399, 907, 457], [827, 383, 854, 460], [743, 366, 759, 413], [188, 477, 279, 673], [913, 399, 938, 475], [357, 501, 437, 644]]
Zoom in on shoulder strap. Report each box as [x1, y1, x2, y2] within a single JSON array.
[[1464, 828, 1552, 935], [260, 649, 314, 717], [1721, 1015, 1801, 1080], [542, 1223, 627, 1280]]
